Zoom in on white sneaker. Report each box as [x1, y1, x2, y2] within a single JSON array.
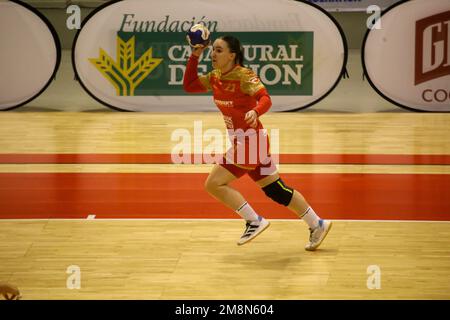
[[237, 216, 270, 246], [305, 219, 332, 251]]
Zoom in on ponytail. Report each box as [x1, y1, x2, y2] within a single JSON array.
[[236, 50, 244, 66]]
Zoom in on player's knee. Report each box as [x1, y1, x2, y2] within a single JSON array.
[[204, 176, 222, 194], [262, 178, 294, 206], [204, 178, 214, 194]]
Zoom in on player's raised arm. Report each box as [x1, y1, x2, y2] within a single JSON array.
[[183, 24, 211, 93], [183, 46, 209, 93]]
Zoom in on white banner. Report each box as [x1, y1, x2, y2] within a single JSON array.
[[73, 0, 347, 112], [304, 0, 403, 12], [0, 0, 60, 110], [363, 0, 450, 112]]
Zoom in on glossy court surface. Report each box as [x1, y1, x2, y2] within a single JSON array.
[[0, 112, 449, 299]]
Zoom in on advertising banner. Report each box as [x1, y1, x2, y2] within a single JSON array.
[[0, 0, 60, 110], [363, 0, 450, 112], [73, 0, 347, 112]]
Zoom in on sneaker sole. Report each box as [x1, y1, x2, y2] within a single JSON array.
[[237, 221, 271, 246], [305, 220, 333, 251]]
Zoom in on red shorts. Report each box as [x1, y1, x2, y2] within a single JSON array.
[[220, 130, 277, 181], [220, 156, 277, 181]]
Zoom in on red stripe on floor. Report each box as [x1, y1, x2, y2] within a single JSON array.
[[0, 153, 449, 165], [0, 173, 449, 220], [280, 154, 450, 165]]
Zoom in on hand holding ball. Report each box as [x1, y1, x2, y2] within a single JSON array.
[[186, 24, 211, 48]]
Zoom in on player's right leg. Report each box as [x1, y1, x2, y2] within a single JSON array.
[[204, 163, 270, 245]]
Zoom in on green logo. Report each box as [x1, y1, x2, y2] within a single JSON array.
[[90, 36, 163, 96], [91, 31, 313, 96]]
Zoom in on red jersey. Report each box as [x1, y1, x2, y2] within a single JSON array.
[[183, 55, 272, 132], [183, 55, 275, 173]]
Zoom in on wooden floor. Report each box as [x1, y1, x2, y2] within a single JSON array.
[[1, 219, 449, 300], [0, 112, 449, 299]]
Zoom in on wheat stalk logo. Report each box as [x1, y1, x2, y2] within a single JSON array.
[[89, 36, 163, 96]]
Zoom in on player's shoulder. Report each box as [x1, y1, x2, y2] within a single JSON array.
[[236, 66, 260, 84]]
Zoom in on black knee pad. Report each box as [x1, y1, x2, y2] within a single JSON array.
[[262, 178, 293, 206]]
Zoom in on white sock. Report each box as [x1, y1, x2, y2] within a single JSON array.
[[236, 202, 260, 222], [300, 207, 320, 229]]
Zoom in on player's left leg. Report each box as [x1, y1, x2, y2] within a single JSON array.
[[251, 168, 332, 251]]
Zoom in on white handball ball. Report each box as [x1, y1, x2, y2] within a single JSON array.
[[186, 23, 211, 48]]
